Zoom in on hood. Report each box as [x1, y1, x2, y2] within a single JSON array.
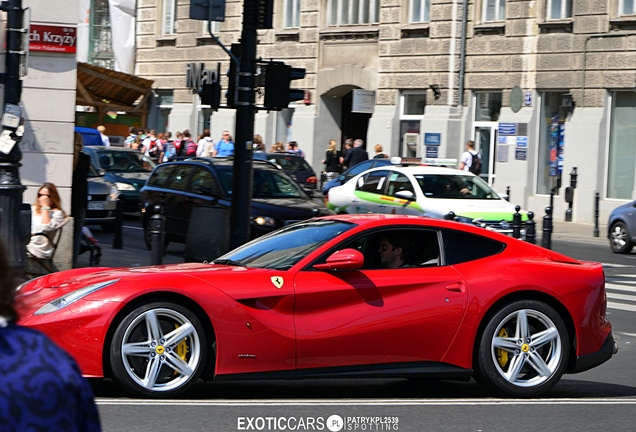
[[87, 177, 114, 194], [106, 171, 150, 188], [251, 197, 328, 220]]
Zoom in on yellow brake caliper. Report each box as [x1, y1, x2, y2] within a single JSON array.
[[173, 324, 189, 375], [496, 328, 509, 368]]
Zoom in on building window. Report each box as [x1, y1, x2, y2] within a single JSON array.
[[410, 0, 430, 23], [607, 91, 636, 199], [89, 0, 114, 69], [329, 0, 380, 26], [536, 92, 566, 195], [474, 92, 502, 122], [548, 0, 571, 19], [162, 0, 177, 36], [621, 0, 636, 15], [402, 92, 427, 116], [285, 0, 301, 28], [484, 0, 506, 22]]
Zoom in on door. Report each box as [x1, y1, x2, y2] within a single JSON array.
[[473, 122, 497, 186], [351, 170, 391, 214], [341, 91, 371, 147], [293, 227, 467, 369]]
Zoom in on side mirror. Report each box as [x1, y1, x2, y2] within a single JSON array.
[[499, 193, 509, 201], [313, 248, 364, 271], [99, 168, 106, 176], [394, 190, 415, 201]]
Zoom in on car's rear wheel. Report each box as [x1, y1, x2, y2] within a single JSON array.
[[110, 302, 207, 398], [474, 300, 569, 398], [609, 221, 634, 254]]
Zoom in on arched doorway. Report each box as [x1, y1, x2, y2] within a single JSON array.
[[320, 85, 371, 153]]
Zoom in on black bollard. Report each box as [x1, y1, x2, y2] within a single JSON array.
[[506, 186, 511, 202], [112, 198, 123, 249], [542, 206, 553, 250], [512, 205, 522, 239], [150, 205, 166, 265], [525, 211, 536, 244], [593, 191, 600, 237]]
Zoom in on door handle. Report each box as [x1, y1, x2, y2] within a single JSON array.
[[352, 199, 359, 203], [445, 282, 464, 292], [379, 204, 386, 208]]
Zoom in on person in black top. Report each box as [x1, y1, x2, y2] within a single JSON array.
[[72, 132, 90, 268], [322, 139, 342, 173], [344, 138, 369, 169]]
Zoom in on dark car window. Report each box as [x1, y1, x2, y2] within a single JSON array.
[[316, 227, 440, 270], [386, 172, 414, 196], [268, 155, 313, 173], [442, 229, 505, 265], [355, 170, 390, 195], [218, 167, 307, 198], [95, 150, 155, 173], [189, 167, 220, 196], [415, 174, 500, 200], [346, 160, 376, 178], [147, 165, 176, 187], [164, 165, 193, 191]]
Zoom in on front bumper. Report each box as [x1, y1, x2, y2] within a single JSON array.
[[568, 332, 618, 374]]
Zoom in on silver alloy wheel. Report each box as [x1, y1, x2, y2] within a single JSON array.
[[610, 224, 628, 250], [120, 307, 202, 392], [490, 309, 562, 388]]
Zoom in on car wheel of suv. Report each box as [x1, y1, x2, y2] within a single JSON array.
[[474, 300, 569, 398], [609, 221, 634, 254]]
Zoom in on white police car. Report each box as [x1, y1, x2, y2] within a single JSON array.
[[326, 157, 527, 234]]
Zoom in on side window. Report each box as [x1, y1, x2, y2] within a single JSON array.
[[442, 229, 505, 265], [189, 167, 220, 195], [317, 227, 441, 270], [355, 170, 389, 194], [147, 165, 175, 187], [164, 165, 193, 191], [348, 161, 372, 176], [386, 172, 414, 196]]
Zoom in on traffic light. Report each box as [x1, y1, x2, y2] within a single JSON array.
[[226, 43, 241, 108], [198, 81, 221, 110], [243, 0, 274, 29], [263, 62, 306, 111]]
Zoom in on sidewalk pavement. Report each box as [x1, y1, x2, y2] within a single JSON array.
[[78, 221, 610, 270]]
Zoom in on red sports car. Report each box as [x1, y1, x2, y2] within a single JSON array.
[[17, 215, 616, 398]]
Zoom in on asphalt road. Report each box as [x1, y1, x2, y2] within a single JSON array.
[[86, 220, 636, 432]]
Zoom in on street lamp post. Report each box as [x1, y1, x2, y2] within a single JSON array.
[[0, 0, 27, 270]]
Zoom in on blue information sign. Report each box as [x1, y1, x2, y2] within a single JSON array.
[[516, 136, 528, 147], [424, 133, 441, 146], [498, 123, 517, 136], [425, 146, 438, 158]]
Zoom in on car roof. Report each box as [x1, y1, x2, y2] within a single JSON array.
[[162, 157, 282, 171], [85, 146, 140, 153], [363, 164, 470, 176]]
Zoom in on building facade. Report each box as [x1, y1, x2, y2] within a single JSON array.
[[136, 0, 636, 224]]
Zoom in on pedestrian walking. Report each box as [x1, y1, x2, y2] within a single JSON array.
[[373, 144, 389, 159], [459, 140, 482, 175], [339, 138, 353, 169], [97, 125, 110, 147], [214, 131, 235, 157], [322, 139, 342, 173], [343, 138, 368, 168], [287, 141, 305, 158]]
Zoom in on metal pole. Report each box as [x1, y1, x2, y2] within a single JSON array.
[[150, 205, 165, 265], [593, 191, 600, 237], [525, 211, 536, 244], [542, 206, 553, 250], [229, 3, 256, 250], [0, 0, 27, 271], [505, 186, 510, 202]]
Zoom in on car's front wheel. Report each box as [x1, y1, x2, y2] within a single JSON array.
[[110, 302, 207, 398], [609, 221, 634, 254], [474, 300, 569, 398]]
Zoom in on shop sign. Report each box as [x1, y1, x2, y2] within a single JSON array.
[[186, 63, 219, 89], [29, 24, 76, 53], [352, 90, 375, 114]]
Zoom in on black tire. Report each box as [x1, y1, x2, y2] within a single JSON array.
[[474, 300, 569, 398], [110, 302, 207, 398], [609, 221, 634, 254]]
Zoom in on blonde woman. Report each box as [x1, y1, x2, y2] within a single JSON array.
[[269, 141, 285, 153], [27, 183, 66, 259], [322, 139, 342, 173]]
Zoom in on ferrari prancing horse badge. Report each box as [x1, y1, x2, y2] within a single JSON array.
[[270, 276, 284, 289]]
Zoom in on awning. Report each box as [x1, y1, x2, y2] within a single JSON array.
[[76, 62, 155, 113]]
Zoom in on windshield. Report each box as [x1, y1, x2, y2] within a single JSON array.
[[218, 168, 307, 198], [415, 174, 501, 200], [268, 155, 313, 173], [96, 150, 156, 173], [216, 219, 356, 270]]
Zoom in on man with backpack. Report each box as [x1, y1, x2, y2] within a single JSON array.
[[459, 140, 482, 176], [181, 130, 197, 157]]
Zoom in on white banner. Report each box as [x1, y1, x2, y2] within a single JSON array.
[[109, 0, 136, 74]]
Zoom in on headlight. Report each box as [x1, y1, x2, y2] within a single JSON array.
[[251, 216, 276, 226], [115, 182, 136, 191], [34, 279, 120, 315], [109, 185, 121, 201]]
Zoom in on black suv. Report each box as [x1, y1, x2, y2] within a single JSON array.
[[140, 158, 333, 248]]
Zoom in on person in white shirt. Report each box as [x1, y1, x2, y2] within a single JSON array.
[[197, 129, 214, 157], [459, 140, 479, 172], [97, 125, 110, 147]]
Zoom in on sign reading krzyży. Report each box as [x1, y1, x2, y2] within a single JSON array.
[[29, 25, 77, 53]]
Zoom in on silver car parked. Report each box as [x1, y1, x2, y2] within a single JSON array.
[[608, 200, 636, 253]]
